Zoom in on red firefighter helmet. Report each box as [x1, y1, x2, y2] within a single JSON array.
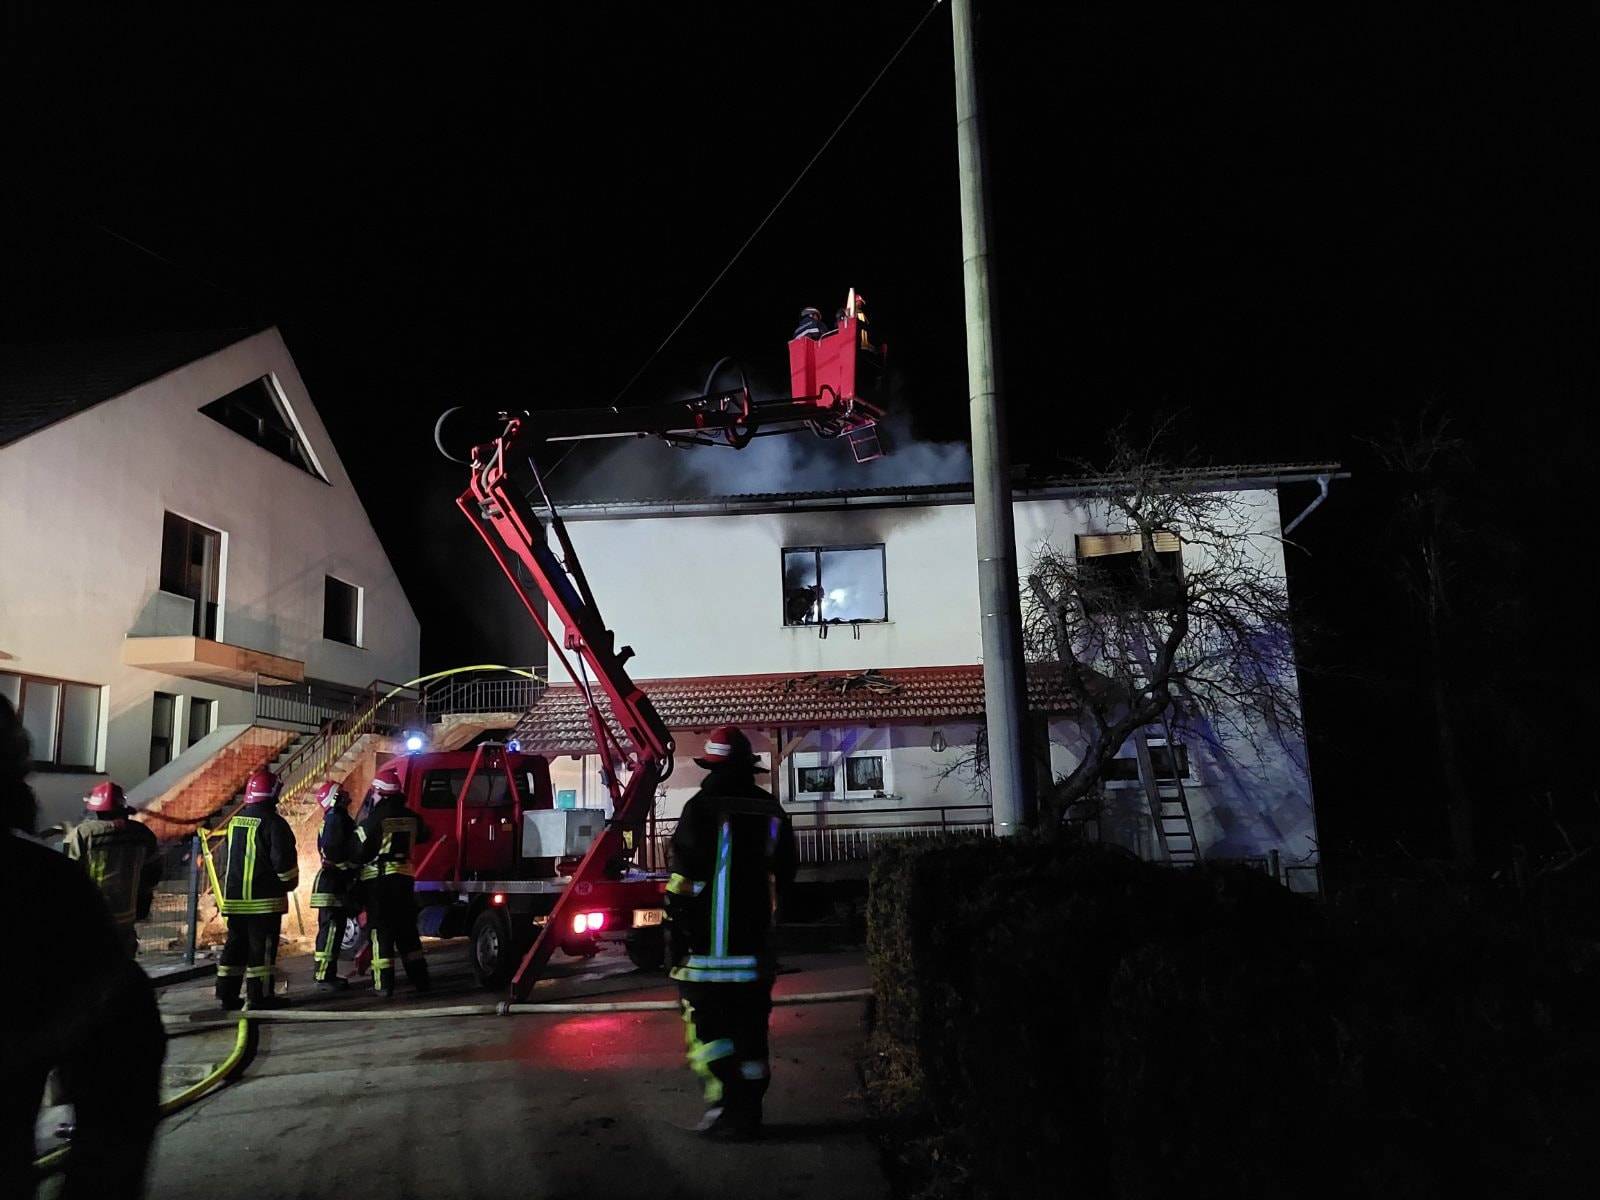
[[244, 767, 280, 805], [314, 780, 348, 811], [370, 765, 404, 797], [85, 780, 127, 814]]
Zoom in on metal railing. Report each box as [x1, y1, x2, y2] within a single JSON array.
[[273, 680, 421, 812], [642, 804, 994, 869], [423, 671, 547, 722]]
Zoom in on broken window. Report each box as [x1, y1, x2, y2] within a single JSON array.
[[796, 765, 835, 794], [782, 545, 887, 625], [199, 375, 326, 480], [1104, 742, 1191, 784], [1075, 530, 1182, 612]]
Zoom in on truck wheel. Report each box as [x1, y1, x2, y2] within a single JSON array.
[[625, 925, 666, 972], [470, 909, 514, 990]]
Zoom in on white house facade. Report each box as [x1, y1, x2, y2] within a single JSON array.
[[514, 469, 1332, 885], [1, 327, 421, 829]]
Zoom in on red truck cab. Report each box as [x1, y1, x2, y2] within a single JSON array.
[[384, 743, 667, 988]]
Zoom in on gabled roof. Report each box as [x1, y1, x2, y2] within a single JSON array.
[[511, 664, 1078, 755], [0, 328, 258, 447]]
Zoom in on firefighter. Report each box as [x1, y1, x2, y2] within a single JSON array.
[[215, 766, 298, 1011], [792, 305, 828, 340], [667, 725, 797, 1137], [63, 780, 163, 958], [1, 696, 165, 1199], [309, 779, 358, 990], [355, 765, 431, 997]]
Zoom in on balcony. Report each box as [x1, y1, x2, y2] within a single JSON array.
[[124, 587, 303, 689], [122, 635, 304, 689]]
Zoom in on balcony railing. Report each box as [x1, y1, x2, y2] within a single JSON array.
[[423, 671, 547, 722]]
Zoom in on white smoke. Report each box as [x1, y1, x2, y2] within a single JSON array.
[[554, 410, 971, 502]]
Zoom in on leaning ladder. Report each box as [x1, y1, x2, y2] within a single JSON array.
[[1132, 720, 1201, 866]]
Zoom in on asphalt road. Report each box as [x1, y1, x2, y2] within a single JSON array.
[[83, 942, 887, 1200]]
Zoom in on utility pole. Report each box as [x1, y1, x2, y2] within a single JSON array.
[[952, 0, 1030, 836]]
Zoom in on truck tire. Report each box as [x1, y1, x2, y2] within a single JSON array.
[[624, 925, 666, 972], [470, 908, 514, 991]]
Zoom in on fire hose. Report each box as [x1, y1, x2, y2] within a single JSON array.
[[37, 987, 872, 1176]]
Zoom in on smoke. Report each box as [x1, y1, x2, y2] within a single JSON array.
[[552, 409, 972, 503]]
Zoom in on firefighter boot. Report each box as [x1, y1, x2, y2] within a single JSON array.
[[244, 974, 288, 1011], [402, 951, 431, 994], [216, 967, 244, 1012], [315, 976, 350, 992]]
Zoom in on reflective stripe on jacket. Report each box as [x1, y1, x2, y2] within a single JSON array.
[[355, 794, 426, 881], [220, 804, 298, 915], [666, 772, 796, 984], [311, 806, 359, 906], [64, 817, 161, 927]]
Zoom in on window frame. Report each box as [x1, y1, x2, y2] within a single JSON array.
[[0, 669, 103, 772], [1103, 737, 1196, 790], [790, 748, 893, 800], [1075, 530, 1184, 614], [780, 543, 889, 627], [159, 510, 225, 640], [198, 374, 330, 483], [323, 576, 364, 648]]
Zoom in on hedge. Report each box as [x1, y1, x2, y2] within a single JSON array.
[[866, 838, 1594, 1200]]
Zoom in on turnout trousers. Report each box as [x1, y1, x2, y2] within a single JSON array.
[[216, 912, 282, 1006], [313, 905, 347, 982], [366, 873, 429, 994], [678, 979, 774, 1123]]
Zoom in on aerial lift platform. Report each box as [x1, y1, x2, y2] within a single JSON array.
[[420, 298, 885, 997]]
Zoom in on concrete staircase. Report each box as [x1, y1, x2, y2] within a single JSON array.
[[139, 726, 298, 842]]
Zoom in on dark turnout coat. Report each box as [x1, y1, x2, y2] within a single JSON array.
[[666, 769, 797, 984]]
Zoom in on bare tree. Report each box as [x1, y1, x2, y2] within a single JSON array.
[[1366, 407, 1475, 866], [1024, 428, 1307, 832]]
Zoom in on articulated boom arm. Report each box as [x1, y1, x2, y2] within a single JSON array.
[[452, 312, 884, 996]]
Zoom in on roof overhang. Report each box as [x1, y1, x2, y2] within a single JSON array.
[[550, 462, 1347, 521], [121, 636, 304, 688]]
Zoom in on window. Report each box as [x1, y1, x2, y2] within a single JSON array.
[[0, 671, 101, 770], [420, 768, 512, 810], [845, 755, 885, 792], [1076, 531, 1182, 613], [796, 765, 835, 794], [323, 577, 362, 646], [198, 376, 326, 480], [782, 545, 887, 625], [149, 692, 177, 775], [160, 511, 222, 639], [1104, 741, 1191, 785], [791, 750, 891, 798], [187, 697, 216, 748]]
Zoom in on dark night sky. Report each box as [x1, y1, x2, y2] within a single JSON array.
[[3, 4, 1594, 861]]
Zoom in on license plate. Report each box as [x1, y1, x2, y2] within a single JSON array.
[[633, 908, 664, 928]]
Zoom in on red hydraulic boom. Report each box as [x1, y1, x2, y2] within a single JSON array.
[[450, 302, 884, 998]]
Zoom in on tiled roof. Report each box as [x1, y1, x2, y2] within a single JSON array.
[[510, 664, 1077, 755], [0, 328, 257, 447]]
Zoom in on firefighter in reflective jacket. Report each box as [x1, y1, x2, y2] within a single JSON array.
[[63, 780, 162, 958], [310, 779, 358, 990], [667, 725, 797, 1137], [215, 766, 298, 1011], [355, 765, 431, 997]]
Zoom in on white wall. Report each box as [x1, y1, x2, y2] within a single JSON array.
[[540, 487, 1316, 864], [0, 328, 420, 829]]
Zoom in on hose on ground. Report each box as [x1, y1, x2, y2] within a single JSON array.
[[34, 1018, 254, 1178], [167, 987, 872, 1030]]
